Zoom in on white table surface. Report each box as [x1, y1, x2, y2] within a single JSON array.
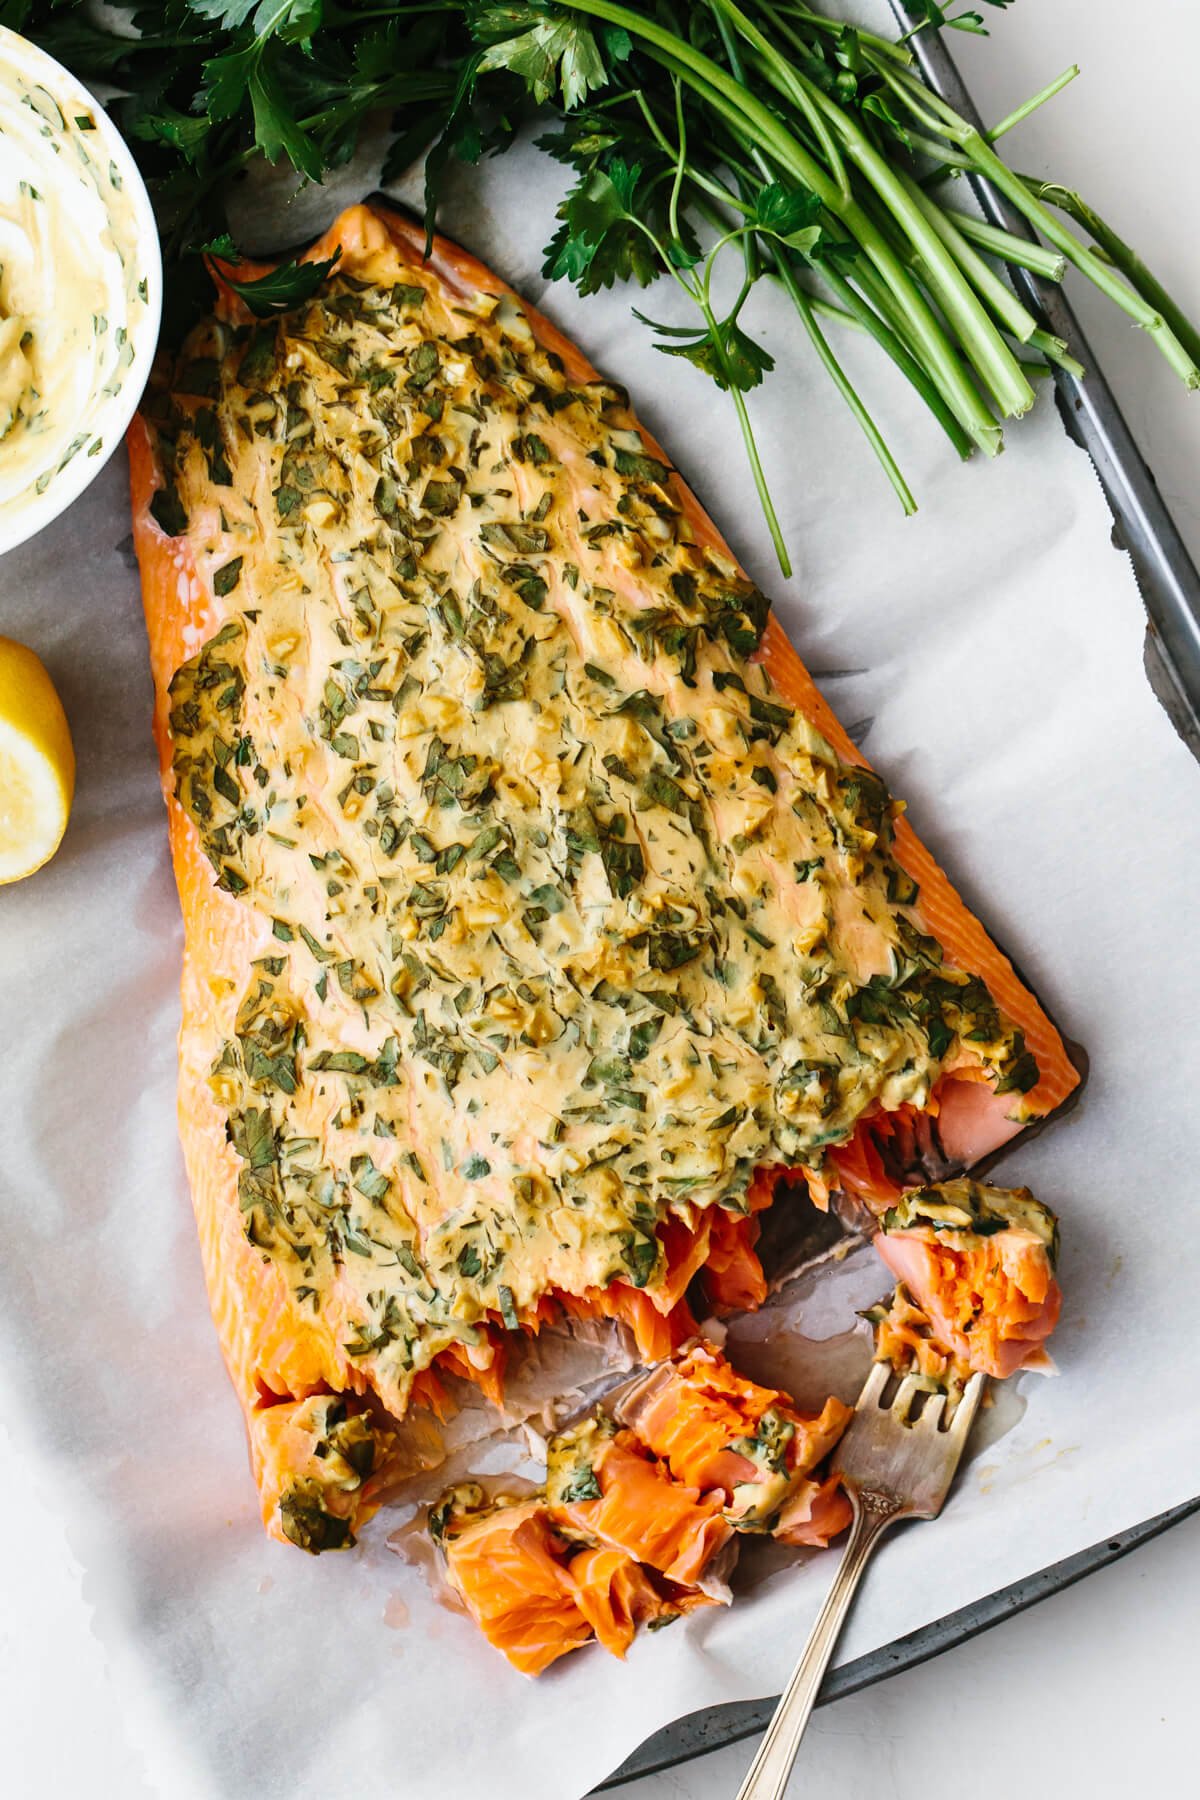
[[2, 5, 1198, 1798], [629, 3, 1200, 1795]]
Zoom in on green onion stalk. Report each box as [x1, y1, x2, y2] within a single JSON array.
[[473, 0, 1199, 567]]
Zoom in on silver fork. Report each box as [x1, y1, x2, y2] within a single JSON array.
[[734, 1363, 987, 1800]]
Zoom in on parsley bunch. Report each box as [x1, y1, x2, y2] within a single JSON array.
[[7, 0, 1198, 569], [0, 1, 481, 258]]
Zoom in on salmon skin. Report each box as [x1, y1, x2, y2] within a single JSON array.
[[129, 201, 1081, 1553]]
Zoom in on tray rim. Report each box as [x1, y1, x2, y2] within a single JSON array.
[[597, 6, 1200, 1785]]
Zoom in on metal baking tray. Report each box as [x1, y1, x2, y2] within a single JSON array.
[[597, 8, 1200, 1787]]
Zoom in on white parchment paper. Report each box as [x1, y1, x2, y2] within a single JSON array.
[[3, 43, 1200, 1798]]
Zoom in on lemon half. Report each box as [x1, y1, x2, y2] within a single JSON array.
[[0, 635, 75, 884]]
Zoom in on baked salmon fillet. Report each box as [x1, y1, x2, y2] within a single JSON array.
[[129, 200, 1081, 1555]]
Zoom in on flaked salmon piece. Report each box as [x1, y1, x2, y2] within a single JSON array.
[[555, 1285, 701, 1365], [567, 1546, 677, 1657], [254, 1393, 394, 1551], [547, 1418, 734, 1588], [432, 1340, 851, 1671], [615, 1341, 852, 1528], [700, 1207, 769, 1312], [129, 200, 1080, 1549], [774, 1474, 854, 1547], [435, 1487, 592, 1677], [870, 1180, 1062, 1379], [697, 1168, 780, 1311], [433, 1484, 708, 1675]]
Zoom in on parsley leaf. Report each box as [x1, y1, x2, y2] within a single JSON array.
[[542, 159, 659, 294], [475, 7, 607, 109], [642, 308, 774, 394]]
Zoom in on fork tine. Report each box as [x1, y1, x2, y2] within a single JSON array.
[[890, 1373, 924, 1420], [947, 1371, 987, 1441], [833, 1359, 988, 1511], [855, 1360, 890, 1411], [916, 1391, 946, 1431]]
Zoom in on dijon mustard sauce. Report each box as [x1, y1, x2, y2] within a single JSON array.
[[144, 249, 1035, 1421], [882, 1178, 1059, 1256], [0, 35, 148, 524]]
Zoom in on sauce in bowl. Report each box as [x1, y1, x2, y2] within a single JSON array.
[[0, 26, 160, 550]]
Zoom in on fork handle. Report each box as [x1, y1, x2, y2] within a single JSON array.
[[733, 1497, 901, 1800]]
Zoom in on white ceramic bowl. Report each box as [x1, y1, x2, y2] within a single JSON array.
[[0, 26, 162, 556]]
